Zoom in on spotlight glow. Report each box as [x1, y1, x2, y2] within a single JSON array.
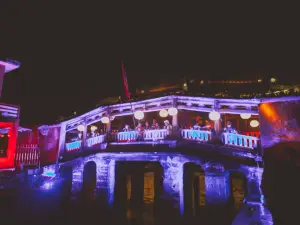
[[250, 120, 259, 128], [77, 125, 85, 132], [209, 111, 220, 121], [240, 113, 251, 119], [159, 109, 169, 117], [168, 107, 178, 116], [101, 116, 110, 124], [134, 111, 144, 120]]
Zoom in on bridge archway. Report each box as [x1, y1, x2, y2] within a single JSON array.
[[60, 166, 73, 205], [114, 161, 163, 224], [82, 161, 97, 202], [183, 162, 205, 218], [228, 171, 247, 214]]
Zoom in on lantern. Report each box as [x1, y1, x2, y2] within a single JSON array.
[[168, 107, 178, 116], [134, 111, 144, 120], [240, 113, 251, 120], [101, 116, 110, 124], [159, 109, 169, 117], [77, 124, 85, 132], [209, 111, 220, 121], [250, 120, 259, 128], [90, 126, 97, 132]]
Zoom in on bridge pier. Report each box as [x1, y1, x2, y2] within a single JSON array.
[[205, 171, 231, 206], [232, 167, 274, 224], [246, 167, 263, 203], [158, 156, 185, 225], [183, 163, 204, 219], [94, 158, 112, 206], [71, 164, 84, 201]]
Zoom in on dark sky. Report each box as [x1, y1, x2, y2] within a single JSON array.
[[1, 1, 299, 126]]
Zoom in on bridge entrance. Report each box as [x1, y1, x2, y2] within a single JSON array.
[[114, 161, 163, 224]]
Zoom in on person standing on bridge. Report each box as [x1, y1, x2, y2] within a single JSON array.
[[223, 121, 237, 134], [135, 122, 144, 141]]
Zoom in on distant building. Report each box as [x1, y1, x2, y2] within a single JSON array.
[[136, 76, 300, 98]]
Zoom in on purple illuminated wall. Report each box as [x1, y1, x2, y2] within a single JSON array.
[[259, 100, 300, 149], [57, 152, 263, 217]]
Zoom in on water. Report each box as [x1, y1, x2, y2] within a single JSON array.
[[0, 172, 245, 225]]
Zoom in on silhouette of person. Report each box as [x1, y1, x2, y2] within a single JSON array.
[[262, 142, 300, 225]]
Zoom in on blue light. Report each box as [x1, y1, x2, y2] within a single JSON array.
[[66, 140, 82, 151], [43, 171, 56, 177], [42, 182, 54, 190], [87, 135, 105, 147]]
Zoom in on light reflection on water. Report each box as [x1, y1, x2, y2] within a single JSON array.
[[0, 172, 245, 225]]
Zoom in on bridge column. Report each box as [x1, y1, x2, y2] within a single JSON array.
[[205, 171, 231, 206], [159, 156, 185, 223], [232, 168, 273, 224], [106, 120, 111, 133], [213, 100, 222, 134], [82, 119, 88, 149], [71, 163, 84, 201], [246, 167, 263, 203], [172, 98, 179, 130], [94, 158, 111, 205], [58, 122, 67, 160]]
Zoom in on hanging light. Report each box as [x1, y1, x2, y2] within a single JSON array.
[[101, 116, 110, 124], [240, 113, 251, 120], [168, 107, 178, 116], [90, 126, 97, 132], [250, 120, 259, 128], [134, 110, 144, 120], [209, 111, 220, 121], [77, 124, 85, 132], [159, 109, 169, 117]]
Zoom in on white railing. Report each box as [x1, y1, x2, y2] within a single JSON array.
[[86, 135, 106, 147], [222, 133, 259, 149], [65, 140, 82, 151], [116, 129, 169, 142], [143, 129, 169, 141], [181, 129, 212, 142], [116, 131, 137, 142]]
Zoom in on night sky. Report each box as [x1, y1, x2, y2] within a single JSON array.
[[1, 1, 299, 126]]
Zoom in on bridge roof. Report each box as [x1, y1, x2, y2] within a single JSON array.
[[54, 94, 300, 128], [0, 60, 21, 73]]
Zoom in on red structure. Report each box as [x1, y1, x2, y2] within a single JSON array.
[[0, 60, 21, 170]]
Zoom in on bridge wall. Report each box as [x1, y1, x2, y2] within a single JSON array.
[[53, 152, 263, 216]]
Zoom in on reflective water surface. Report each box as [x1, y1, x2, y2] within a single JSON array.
[[0, 167, 246, 225]]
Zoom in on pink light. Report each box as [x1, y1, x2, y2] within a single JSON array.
[[0, 60, 20, 73]]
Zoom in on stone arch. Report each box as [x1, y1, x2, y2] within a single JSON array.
[[82, 160, 97, 202], [183, 162, 205, 218]]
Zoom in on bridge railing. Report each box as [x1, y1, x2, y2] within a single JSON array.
[[222, 133, 259, 149], [15, 145, 39, 166], [116, 131, 138, 142], [86, 135, 106, 147], [143, 129, 169, 140], [180, 129, 212, 142], [65, 140, 82, 151], [115, 129, 170, 142]]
